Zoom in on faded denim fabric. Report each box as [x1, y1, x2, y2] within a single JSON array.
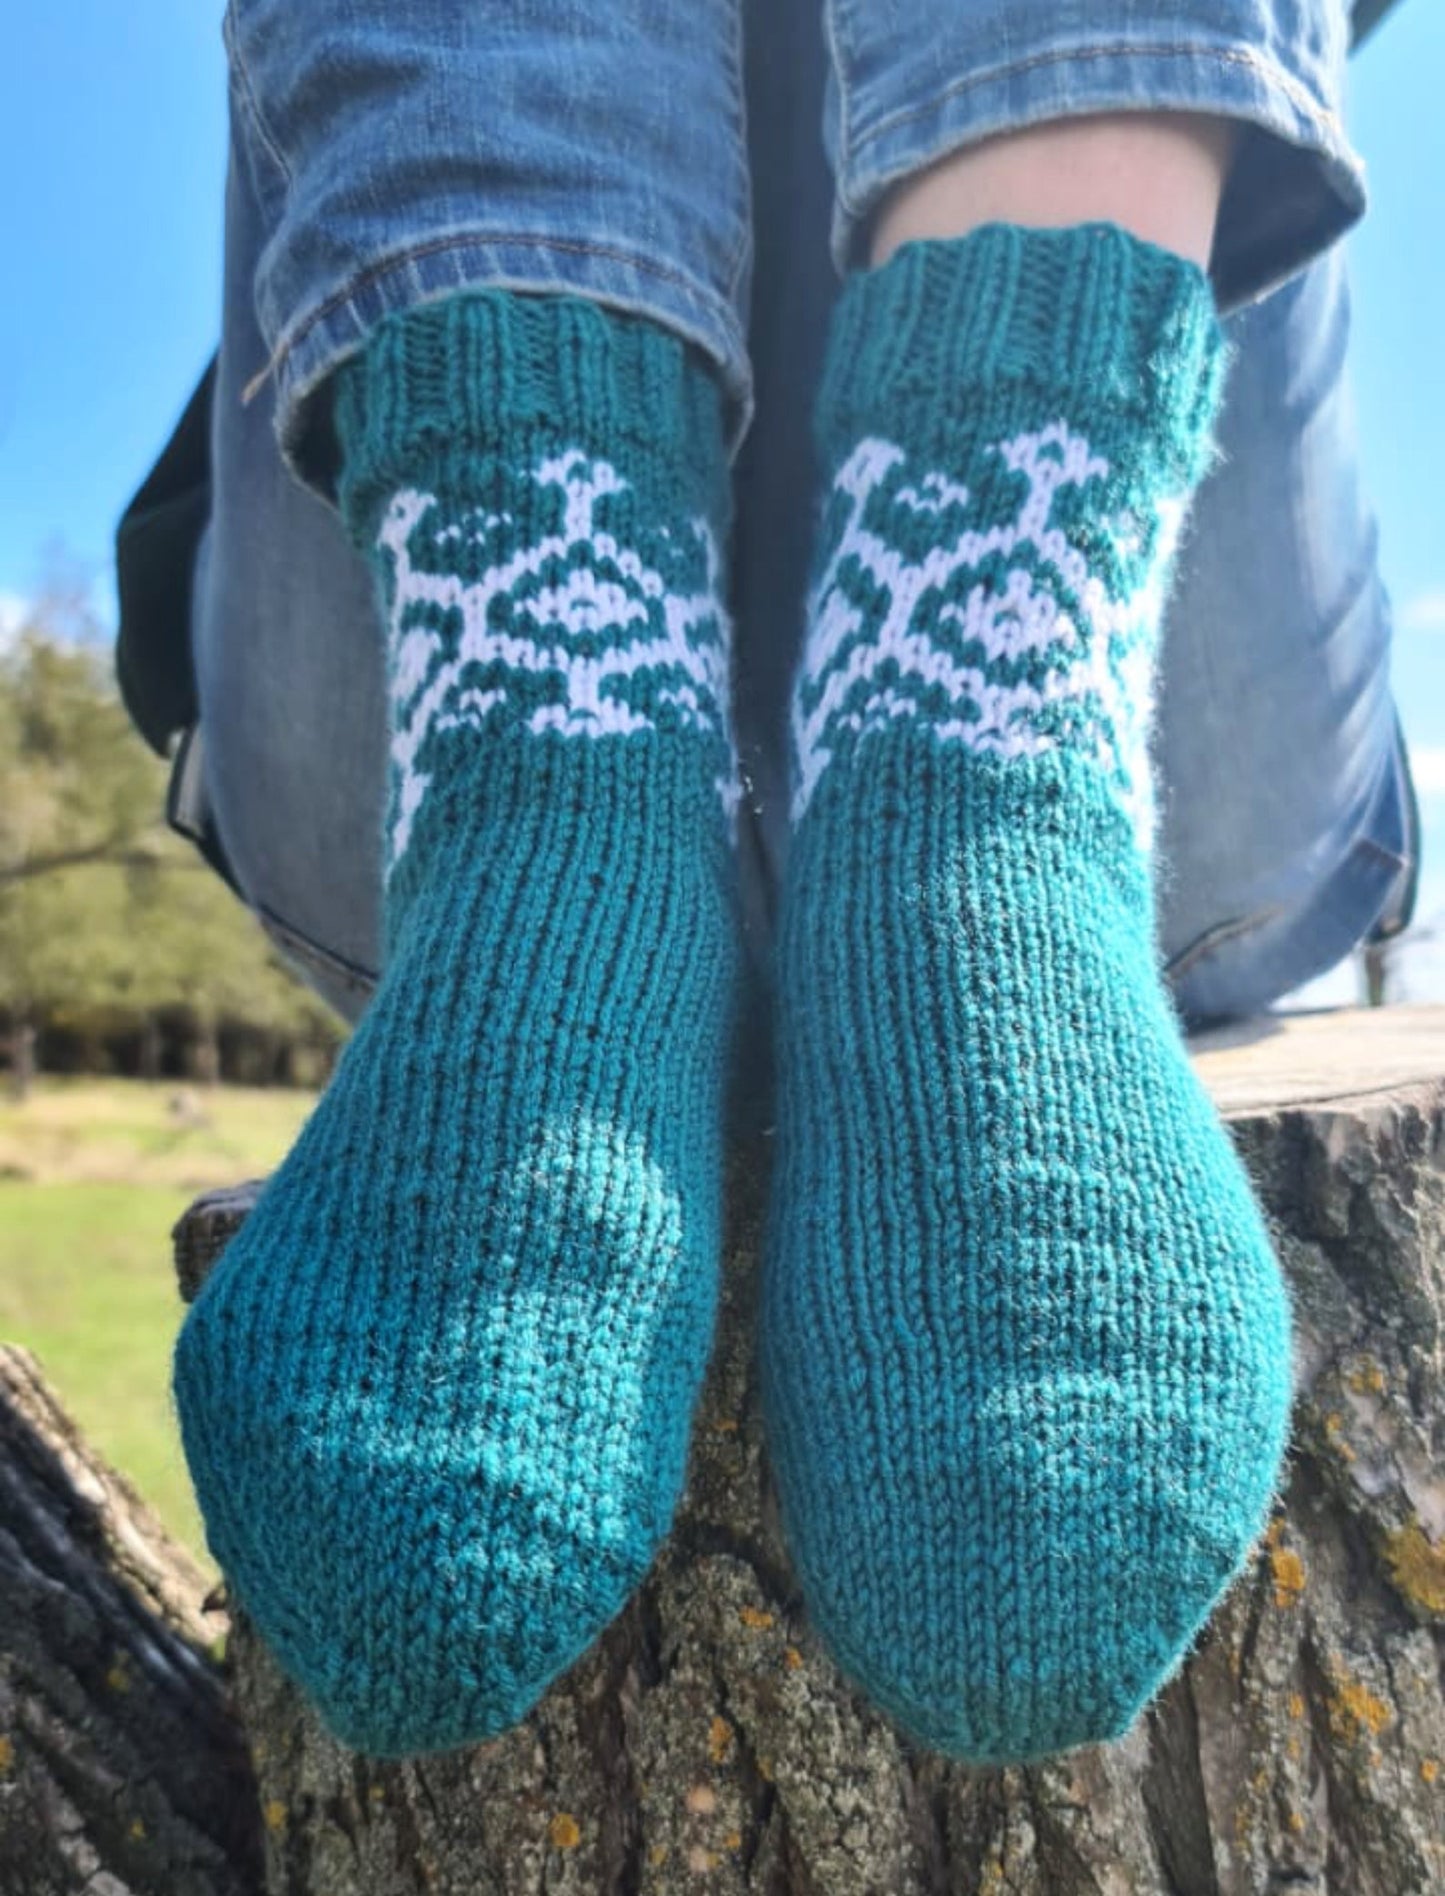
[[224, 0, 754, 480], [187, 0, 1413, 1024], [225, 0, 1361, 478], [823, 0, 1362, 302]]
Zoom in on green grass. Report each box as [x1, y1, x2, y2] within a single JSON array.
[[0, 1074, 317, 1188], [0, 1079, 317, 1564]]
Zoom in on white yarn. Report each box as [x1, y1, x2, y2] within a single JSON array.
[[376, 450, 736, 870], [792, 423, 1164, 846]]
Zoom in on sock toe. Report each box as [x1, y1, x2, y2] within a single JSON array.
[[176, 1185, 690, 1754]]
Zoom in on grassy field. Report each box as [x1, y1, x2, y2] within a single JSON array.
[[0, 1078, 317, 1563]]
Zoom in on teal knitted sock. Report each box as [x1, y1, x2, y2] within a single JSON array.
[[762, 225, 1294, 1763], [173, 294, 740, 1756]]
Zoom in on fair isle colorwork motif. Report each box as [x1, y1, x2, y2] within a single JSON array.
[[379, 448, 737, 871], [174, 292, 742, 1759], [792, 422, 1186, 842]]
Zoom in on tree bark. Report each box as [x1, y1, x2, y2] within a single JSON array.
[[12, 1005, 1445, 1894], [139, 1014, 164, 1083], [189, 1021, 221, 1089], [7, 1017, 36, 1102], [0, 1346, 264, 1895]]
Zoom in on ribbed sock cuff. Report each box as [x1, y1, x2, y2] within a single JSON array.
[[817, 222, 1228, 489], [334, 290, 728, 544]]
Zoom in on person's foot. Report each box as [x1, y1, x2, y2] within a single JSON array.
[[174, 295, 741, 1755], [762, 225, 1294, 1762]]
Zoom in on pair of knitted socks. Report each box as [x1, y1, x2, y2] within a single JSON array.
[[173, 222, 1293, 1762]]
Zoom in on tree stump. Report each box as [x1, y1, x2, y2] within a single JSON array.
[[0, 1345, 263, 1895], [10, 1005, 1445, 1894]]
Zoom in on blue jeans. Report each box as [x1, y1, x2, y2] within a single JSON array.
[[179, 0, 1415, 1025]]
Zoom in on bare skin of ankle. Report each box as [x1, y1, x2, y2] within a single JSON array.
[[870, 112, 1236, 271]]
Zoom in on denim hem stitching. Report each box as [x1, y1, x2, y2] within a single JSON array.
[[223, 5, 294, 191], [822, 0, 852, 205], [256, 899, 378, 1000], [1164, 905, 1285, 984], [256, 229, 750, 419], [835, 40, 1352, 223], [721, 0, 754, 308]]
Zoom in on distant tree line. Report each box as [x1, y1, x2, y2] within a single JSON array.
[[0, 589, 344, 1098]]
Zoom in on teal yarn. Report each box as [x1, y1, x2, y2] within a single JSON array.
[[762, 225, 1294, 1763], [173, 293, 740, 1755]]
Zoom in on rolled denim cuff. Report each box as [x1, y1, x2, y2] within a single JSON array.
[[223, 0, 754, 496], [824, 10, 1364, 312]]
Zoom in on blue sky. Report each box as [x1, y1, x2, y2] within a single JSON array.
[[0, 2, 1441, 985]]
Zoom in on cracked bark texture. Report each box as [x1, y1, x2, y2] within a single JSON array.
[[12, 1005, 1445, 1895], [175, 1009, 1445, 1894], [0, 1344, 263, 1895]]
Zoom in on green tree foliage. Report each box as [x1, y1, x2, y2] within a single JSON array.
[[0, 590, 343, 1089]]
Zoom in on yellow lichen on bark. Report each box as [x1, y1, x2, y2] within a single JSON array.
[[1329, 1673, 1393, 1741], [1344, 1356, 1387, 1395], [1271, 1545, 1307, 1608], [1385, 1521, 1445, 1617]]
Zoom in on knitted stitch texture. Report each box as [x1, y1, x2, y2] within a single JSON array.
[[173, 293, 740, 1756], [762, 224, 1295, 1763]]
